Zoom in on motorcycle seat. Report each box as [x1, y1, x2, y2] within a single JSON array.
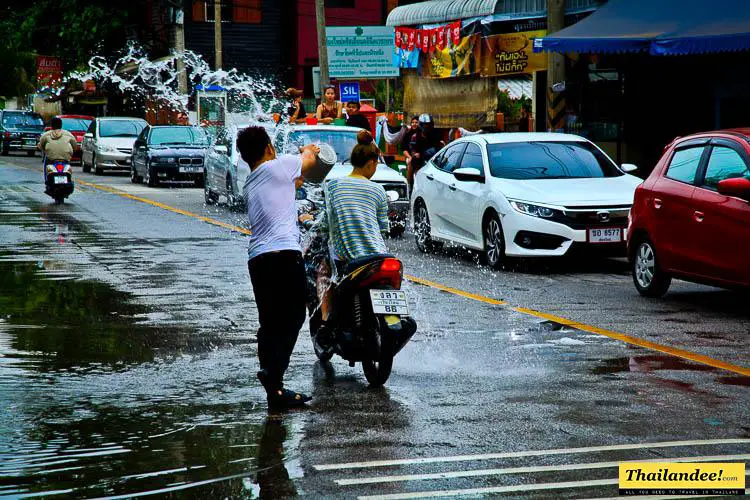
[[344, 253, 395, 274]]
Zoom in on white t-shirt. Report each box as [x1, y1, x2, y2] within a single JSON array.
[[243, 154, 303, 260]]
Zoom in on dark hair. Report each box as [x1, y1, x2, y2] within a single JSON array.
[[351, 131, 379, 168], [324, 85, 336, 92], [411, 115, 419, 122], [50, 117, 62, 130], [346, 101, 361, 110], [236, 126, 271, 167]]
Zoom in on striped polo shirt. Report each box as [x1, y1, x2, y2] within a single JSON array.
[[319, 176, 390, 262]]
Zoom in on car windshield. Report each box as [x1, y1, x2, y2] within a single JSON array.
[[487, 141, 623, 180], [149, 127, 210, 146], [60, 118, 92, 131], [2, 113, 44, 127], [99, 120, 146, 138], [288, 130, 358, 162]]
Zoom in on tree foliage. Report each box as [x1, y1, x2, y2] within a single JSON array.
[[0, 0, 144, 98]]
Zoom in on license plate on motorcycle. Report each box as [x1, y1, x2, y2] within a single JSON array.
[[369, 290, 409, 315], [53, 176, 68, 184]]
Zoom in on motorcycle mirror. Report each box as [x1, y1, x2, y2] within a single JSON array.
[[295, 187, 308, 200], [386, 190, 400, 203]]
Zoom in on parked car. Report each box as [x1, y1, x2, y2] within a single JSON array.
[[81, 117, 148, 174], [411, 133, 643, 268], [204, 124, 410, 235], [0, 110, 45, 156], [627, 129, 750, 297], [45, 115, 94, 164], [130, 125, 210, 187]]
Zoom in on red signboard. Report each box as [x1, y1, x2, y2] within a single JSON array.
[[36, 56, 63, 89]]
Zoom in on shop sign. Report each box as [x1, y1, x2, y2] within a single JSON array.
[[424, 34, 481, 79], [36, 56, 63, 89], [481, 30, 547, 77], [326, 26, 399, 79]]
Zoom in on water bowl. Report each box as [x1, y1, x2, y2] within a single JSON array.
[[305, 143, 337, 184], [333, 118, 347, 126]]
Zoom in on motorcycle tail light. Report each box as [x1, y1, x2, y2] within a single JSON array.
[[380, 258, 401, 273], [360, 258, 403, 289], [55, 163, 65, 172]]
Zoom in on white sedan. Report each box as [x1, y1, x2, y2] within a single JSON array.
[[204, 124, 410, 235], [411, 133, 642, 268]]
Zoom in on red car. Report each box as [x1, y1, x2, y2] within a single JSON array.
[[627, 129, 750, 297], [46, 114, 94, 164]]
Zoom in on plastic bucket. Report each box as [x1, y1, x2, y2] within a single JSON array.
[[304, 143, 337, 183], [333, 118, 346, 126], [306, 116, 318, 125]]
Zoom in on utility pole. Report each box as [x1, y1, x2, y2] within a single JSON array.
[[214, 0, 223, 70], [546, 0, 565, 131], [315, 0, 330, 88], [174, 7, 188, 95]]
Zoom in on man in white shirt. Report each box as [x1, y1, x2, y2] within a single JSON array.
[[238, 126, 320, 410]]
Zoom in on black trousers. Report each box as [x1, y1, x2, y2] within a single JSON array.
[[248, 250, 307, 392]]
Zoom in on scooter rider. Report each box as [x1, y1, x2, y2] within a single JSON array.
[[311, 131, 390, 352], [37, 117, 77, 180], [238, 125, 320, 410]]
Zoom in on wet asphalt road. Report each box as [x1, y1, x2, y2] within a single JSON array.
[[0, 154, 748, 499]]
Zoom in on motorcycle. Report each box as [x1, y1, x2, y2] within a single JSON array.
[[300, 192, 417, 387], [44, 158, 74, 204]]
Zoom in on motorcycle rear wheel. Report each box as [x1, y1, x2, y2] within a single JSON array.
[[309, 311, 334, 363], [362, 325, 393, 387]]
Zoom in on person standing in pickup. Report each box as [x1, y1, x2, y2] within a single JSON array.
[[237, 126, 320, 410]]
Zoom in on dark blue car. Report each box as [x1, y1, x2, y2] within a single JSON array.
[[0, 110, 45, 156]]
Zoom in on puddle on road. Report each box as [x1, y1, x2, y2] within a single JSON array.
[[0, 260, 297, 498]]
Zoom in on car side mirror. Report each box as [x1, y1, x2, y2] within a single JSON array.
[[621, 163, 638, 173], [84, 133, 93, 138], [453, 167, 484, 183], [717, 177, 750, 202], [215, 145, 228, 155]]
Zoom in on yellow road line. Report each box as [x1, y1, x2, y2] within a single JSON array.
[[72, 178, 750, 378]]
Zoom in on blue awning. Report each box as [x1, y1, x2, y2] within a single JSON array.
[[534, 0, 750, 56]]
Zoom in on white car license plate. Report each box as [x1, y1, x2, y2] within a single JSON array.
[[369, 290, 409, 315], [53, 176, 68, 184], [179, 166, 201, 173], [588, 227, 622, 243], [25, 139, 35, 145]]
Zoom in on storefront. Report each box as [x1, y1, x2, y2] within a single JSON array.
[[534, 0, 750, 169], [386, 0, 601, 130]]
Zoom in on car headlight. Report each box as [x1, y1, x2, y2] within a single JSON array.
[[151, 157, 175, 164], [97, 144, 118, 153], [509, 200, 559, 218]]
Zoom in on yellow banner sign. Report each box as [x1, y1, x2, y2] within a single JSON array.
[[619, 462, 745, 495], [424, 35, 481, 79], [481, 30, 547, 77]]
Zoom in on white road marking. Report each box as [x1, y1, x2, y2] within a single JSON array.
[[357, 478, 618, 499], [336, 454, 750, 486], [314, 438, 750, 471]]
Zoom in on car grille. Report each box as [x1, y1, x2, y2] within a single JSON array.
[[117, 148, 132, 154], [179, 158, 203, 166], [551, 206, 631, 229], [377, 182, 407, 201]]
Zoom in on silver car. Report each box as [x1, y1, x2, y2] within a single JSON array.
[[81, 117, 148, 174], [204, 124, 410, 235]]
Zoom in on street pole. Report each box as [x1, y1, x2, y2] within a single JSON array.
[[214, 0, 223, 70], [315, 0, 330, 88], [546, 0, 565, 131], [174, 8, 188, 96]]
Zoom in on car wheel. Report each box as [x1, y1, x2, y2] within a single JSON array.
[[146, 165, 159, 187], [413, 200, 438, 253], [27, 150, 35, 157], [632, 239, 672, 297], [483, 213, 506, 270], [204, 180, 218, 205], [0, 141, 8, 156], [82, 155, 91, 173], [389, 226, 405, 239], [226, 175, 238, 208], [93, 154, 103, 175], [130, 164, 142, 184]]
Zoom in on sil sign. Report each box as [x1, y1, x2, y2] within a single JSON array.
[[339, 82, 360, 103]]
